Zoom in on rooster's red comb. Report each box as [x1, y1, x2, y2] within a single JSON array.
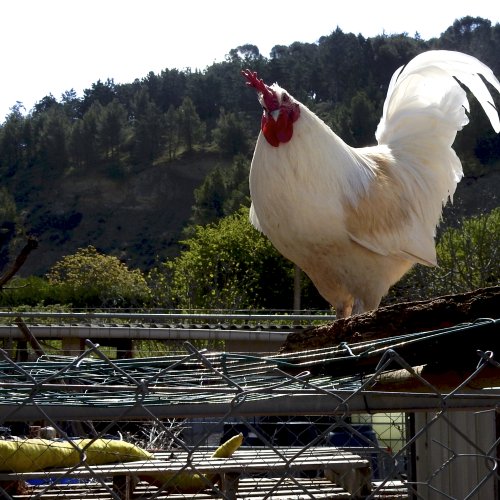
[[242, 69, 279, 111]]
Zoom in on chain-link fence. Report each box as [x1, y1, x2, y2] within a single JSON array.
[[0, 327, 499, 499]]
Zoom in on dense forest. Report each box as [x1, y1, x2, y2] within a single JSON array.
[[1, 16, 500, 279]]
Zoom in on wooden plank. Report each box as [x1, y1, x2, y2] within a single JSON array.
[[9, 479, 352, 499], [231, 478, 352, 499], [2, 447, 374, 499], [0, 448, 370, 481], [11, 478, 407, 499]]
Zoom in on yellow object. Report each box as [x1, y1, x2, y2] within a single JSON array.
[[139, 432, 244, 493], [0, 438, 153, 473], [0, 433, 244, 495], [210, 432, 245, 459]]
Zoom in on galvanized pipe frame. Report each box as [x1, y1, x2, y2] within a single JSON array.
[[0, 324, 291, 344], [1, 390, 500, 421], [0, 310, 337, 323], [0, 311, 333, 351]]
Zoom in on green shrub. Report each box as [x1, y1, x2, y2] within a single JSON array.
[[46, 246, 150, 307], [387, 208, 500, 302]]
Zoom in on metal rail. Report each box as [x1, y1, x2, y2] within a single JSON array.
[[0, 311, 335, 352], [0, 324, 292, 349], [0, 310, 336, 322]]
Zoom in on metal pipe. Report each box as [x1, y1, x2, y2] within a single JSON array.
[[0, 310, 336, 322]]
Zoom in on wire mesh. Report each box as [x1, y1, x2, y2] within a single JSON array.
[[0, 333, 498, 499]]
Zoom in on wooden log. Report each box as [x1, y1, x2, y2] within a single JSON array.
[[281, 286, 500, 353], [371, 363, 500, 393]]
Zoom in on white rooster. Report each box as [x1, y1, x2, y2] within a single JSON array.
[[243, 51, 500, 317]]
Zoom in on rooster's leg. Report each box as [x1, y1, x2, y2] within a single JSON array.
[[335, 300, 354, 319]]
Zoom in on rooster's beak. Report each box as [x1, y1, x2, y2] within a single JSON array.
[[270, 109, 280, 121]]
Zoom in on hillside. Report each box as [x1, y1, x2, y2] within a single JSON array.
[[13, 152, 224, 276], [10, 155, 499, 279]]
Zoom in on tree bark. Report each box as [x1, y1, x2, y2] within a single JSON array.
[[281, 286, 500, 353], [280, 287, 500, 383]]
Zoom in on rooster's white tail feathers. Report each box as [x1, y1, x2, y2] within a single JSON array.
[[374, 50, 500, 232], [376, 50, 500, 143]]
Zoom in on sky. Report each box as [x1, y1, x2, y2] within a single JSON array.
[[1, 0, 499, 120]]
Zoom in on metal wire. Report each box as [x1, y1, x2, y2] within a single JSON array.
[[0, 322, 499, 499]]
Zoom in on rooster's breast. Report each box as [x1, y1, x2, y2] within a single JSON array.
[[249, 133, 348, 254]]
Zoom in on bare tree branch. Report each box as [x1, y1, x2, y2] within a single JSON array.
[[0, 237, 38, 288]]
